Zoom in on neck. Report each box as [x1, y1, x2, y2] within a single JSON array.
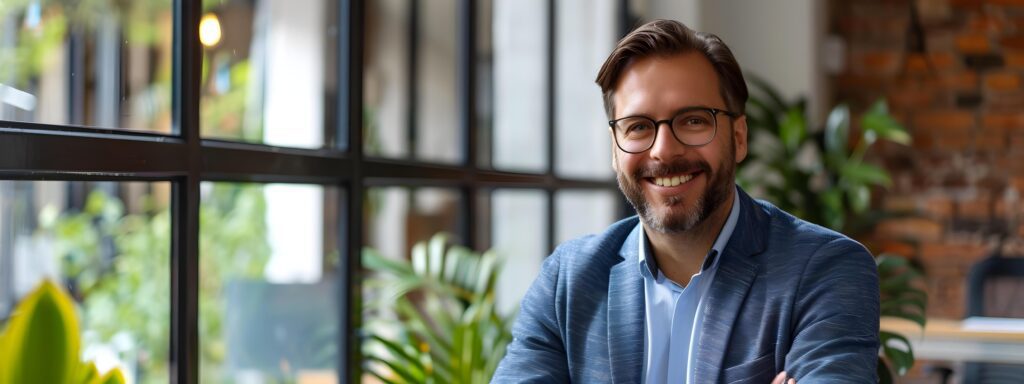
[[644, 188, 735, 283]]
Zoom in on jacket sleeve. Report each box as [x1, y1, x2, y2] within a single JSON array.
[[492, 252, 570, 383], [786, 237, 881, 383]]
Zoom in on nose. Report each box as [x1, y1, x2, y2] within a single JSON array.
[[648, 121, 685, 161]]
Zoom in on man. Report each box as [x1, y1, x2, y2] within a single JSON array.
[[493, 20, 879, 383]]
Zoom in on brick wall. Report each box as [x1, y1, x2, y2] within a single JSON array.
[[831, 0, 1024, 318]]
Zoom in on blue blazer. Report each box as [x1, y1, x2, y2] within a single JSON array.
[[493, 189, 880, 383]]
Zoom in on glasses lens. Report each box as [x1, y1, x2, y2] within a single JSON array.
[[614, 117, 656, 152], [671, 109, 716, 145]]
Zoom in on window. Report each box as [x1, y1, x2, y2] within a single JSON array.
[[0, 0, 627, 382]]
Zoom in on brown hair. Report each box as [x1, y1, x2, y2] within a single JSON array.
[[595, 19, 748, 118]]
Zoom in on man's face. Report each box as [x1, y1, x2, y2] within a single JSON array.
[[610, 52, 747, 233]]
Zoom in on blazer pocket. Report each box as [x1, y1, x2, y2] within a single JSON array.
[[721, 352, 776, 384]]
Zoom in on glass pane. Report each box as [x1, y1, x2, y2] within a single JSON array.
[[555, 0, 616, 179], [199, 0, 339, 148], [363, 187, 463, 260], [491, 189, 547, 315], [415, 0, 462, 164], [479, 0, 549, 172], [0, 1, 172, 132], [475, 0, 494, 168], [199, 182, 340, 383], [555, 189, 619, 244], [364, 0, 410, 158], [0, 180, 172, 383], [361, 186, 463, 382]]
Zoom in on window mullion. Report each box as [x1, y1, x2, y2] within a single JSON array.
[[170, 0, 202, 382], [545, 0, 557, 253], [339, 0, 365, 381]]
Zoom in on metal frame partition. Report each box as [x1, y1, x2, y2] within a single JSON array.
[[0, 0, 629, 382]]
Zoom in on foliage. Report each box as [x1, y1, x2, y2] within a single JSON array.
[[35, 183, 271, 384], [39, 187, 172, 382], [741, 78, 910, 232], [0, 0, 172, 86], [877, 255, 928, 377], [201, 57, 265, 141], [740, 77, 925, 383], [362, 233, 514, 384], [0, 279, 127, 384]]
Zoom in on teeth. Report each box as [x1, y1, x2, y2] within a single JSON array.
[[654, 174, 693, 187]]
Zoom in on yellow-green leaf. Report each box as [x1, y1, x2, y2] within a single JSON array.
[[0, 280, 81, 384], [79, 361, 101, 384], [97, 368, 128, 384]]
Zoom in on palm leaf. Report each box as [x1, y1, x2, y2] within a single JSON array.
[[365, 334, 428, 378], [361, 233, 513, 383]]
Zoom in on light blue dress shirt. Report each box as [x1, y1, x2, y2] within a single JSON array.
[[639, 186, 741, 384]]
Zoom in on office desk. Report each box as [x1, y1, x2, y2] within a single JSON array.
[[881, 317, 1024, 364]]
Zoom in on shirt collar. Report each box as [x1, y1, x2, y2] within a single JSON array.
[[638, 185, 742, 278]]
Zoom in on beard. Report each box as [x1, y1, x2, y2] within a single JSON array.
[[616, 140, 736, 234]]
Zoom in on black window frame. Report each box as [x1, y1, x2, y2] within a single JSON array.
[[0, 0, 632, 382]]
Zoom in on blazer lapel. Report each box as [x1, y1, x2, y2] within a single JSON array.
[[693, 189, 769, 383], [607, 225, 645, 383]]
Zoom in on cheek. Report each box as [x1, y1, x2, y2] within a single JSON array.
[[613, 152, 632, 173]]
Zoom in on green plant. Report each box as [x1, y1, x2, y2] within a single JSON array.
[[361, 233, 513, 384], [740, 77, 927, 383], [0, 279, 127, 384]]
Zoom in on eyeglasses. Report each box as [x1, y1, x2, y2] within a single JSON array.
[[608, 106, 739, 154]]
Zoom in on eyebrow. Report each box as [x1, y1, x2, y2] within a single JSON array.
[[617, 105, 721, 120]]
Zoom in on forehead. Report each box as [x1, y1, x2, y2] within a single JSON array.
[[611, 52, 724, 119]]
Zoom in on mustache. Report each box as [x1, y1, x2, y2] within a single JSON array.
[[631, 159, 711, 179]]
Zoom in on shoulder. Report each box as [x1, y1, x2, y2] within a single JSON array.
[[545, 215, 639, 273], [754, 199, 873, 269]]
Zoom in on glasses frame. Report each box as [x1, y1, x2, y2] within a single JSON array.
[[608, 106, 739, 154]]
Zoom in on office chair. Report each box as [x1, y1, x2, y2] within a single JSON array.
[[962, 242, 1024, 384]]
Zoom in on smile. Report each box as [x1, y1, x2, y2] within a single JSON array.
[[646, 171, 700, 187]]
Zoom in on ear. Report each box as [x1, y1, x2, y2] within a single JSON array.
[[732, 115, 748, 163]]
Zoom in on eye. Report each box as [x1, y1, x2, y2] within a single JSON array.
[[627, 122, 652, 132], [674, 110, 714, 128], [619, 119, 654, 135], [682, 116, 709, 125]]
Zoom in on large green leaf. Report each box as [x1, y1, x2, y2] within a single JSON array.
[[880, 331, 915, 376], [365, 334, 427, 378], [840, 162, 892, 188], [779, 107, 807, 153], [817, 189, 845, 231], [824, 104, 851, 170], [877, 357, 894, 384], [365, 354, 423, 383], [0, 280, 81, 384], [847, 184, 870, 214], [363, 247, 414, 276], [79, 361, 101, 384], [862, 100, 910, 145]]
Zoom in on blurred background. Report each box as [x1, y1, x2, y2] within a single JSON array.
[[1, 0, 1022, 383]]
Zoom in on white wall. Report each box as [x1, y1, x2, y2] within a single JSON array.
[[646, 0, 701, 31]]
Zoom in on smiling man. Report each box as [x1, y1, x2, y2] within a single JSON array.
[[493, 20, 880, 383]]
